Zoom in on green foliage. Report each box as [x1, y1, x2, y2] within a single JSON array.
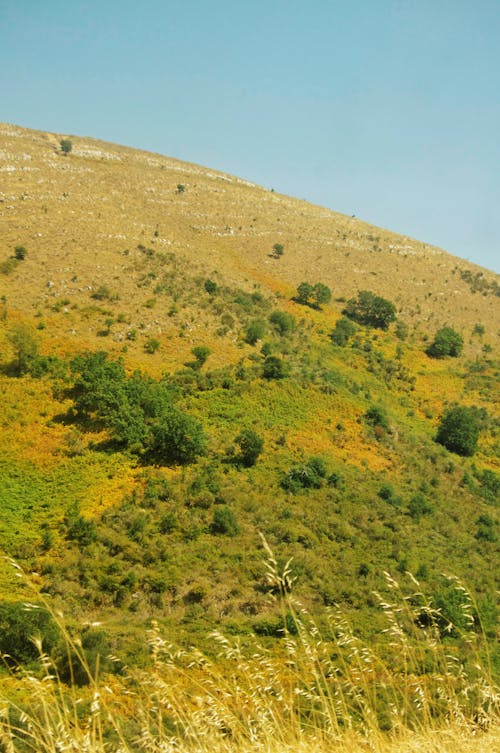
[[343, 290, 397, 329], [0, 602, 59, 665], [150, 407, 206, 465], [204, 278, 218, 295], [295, 282, 332, 308], [65, 501, 98, 547], [436, 405, 481, 456], [268, 310, 295, 335], [408, 492, 434, 520], [475, 514, 497, 542], [426, 326, 464, 358], [7, 322, 39, 375], [244, 319, 266, 345], [262, 355, 286, 380], [281, 456, 328, 493], [272, 243, 284, 258], [60, 138, 73, 153], [69, 351, 205, 464], [191, 345, 211, 369], [14, 245, 27, 261], [234, 428, 264, 467], [364, 405, 390, 432], [330, 316, 356, 346], [144, 337, 160, 354], [210, 505, 239, 536]]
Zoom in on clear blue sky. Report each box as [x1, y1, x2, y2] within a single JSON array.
[[2, 0, 499, 272]]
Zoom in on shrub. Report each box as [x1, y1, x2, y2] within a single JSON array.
[[144, 338, 160, 354], [426, 326, 464, 358], [60, 138, 73, 154], [408, 492, 433, 520], [364, 405, 390, 432], [244, 319, 266, 345], [272, 243, 284, 259], [343, 290, 396, 329], [295, 282, 331, 308], [14, 245, 27, 260], [191, 345, 211, 369], [330, 316, 356, 346], [263, 355, 286, 380], [7, 322, 39, 375], [269, 310, 295, 335], [436, 405, 481, 456], [150, 408, 206, 465], [234, 428, 264, 467], [210, 506, 239, 536], [204, 279, 218, 295], [0, 602, 59, 665], [281, 456, 328, 492]]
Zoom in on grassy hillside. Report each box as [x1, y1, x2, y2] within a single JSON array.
[[0, 125, 498, 748]]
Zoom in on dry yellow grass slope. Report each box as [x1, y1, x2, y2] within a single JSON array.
[[1, 122, 498, 375]]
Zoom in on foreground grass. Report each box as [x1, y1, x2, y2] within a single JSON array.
[[0, 550, 498, 752]]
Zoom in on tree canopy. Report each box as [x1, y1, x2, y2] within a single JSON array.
[[343, 290, 396, 329]]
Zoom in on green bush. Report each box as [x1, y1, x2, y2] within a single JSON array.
[[343, 290, 396, 329], [60, 138, 73, 154], [210, 506, 239, 536], [0, 602, 59, 665], [204, 279, 218, 295], [281, 456, 328, 492], [269, 310, 295, 335], [436, 405, 481, 456], [330, 317, 356, 346], [263, 355, 286, 379], [426, 327, 464, 358], [14, 245, 27, 260], [234, 428, 264, 467], [244, 319, 266, 345]]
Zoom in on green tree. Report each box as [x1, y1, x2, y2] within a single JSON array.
[[60, 138, 73, 154], [150, 407, 206, 465], [436, 405, 481, 456], [244, 319, 266, 345], [235, 428, 264, 467], [0, 602, 59, 665], [343, 290, 396, 329], [296, 282, 314, 305], [330, 316, 356, 346], [426, 326, 464, 358], [7, 322, 39, 375], [312, 282, 332, 308], [272, 243, 284, 259]]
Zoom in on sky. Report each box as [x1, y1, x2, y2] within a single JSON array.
[[1, 0, 499, 273]]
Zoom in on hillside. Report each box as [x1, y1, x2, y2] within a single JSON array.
[[0, 121, 498, 685]]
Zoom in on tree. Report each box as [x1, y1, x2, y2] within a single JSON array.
[[272, 243, 284, 259], [7, 322, 39, 375], [235, 428, 264, 467], [244, 319, 266, 345], [296, 282, 314, 305], [426, 327, 464, 358], [295, 282, 331, 308], [60, 138, 73, 154], [330, 316, 356, 346], [151, 407, 206, 465], [312, 282, 331, 308], [343, 290, 396, 329], [436, 405, 481, 456]]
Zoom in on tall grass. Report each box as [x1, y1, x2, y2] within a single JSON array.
[[0, 549, 498, 752]]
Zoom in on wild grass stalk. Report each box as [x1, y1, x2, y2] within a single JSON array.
[[0, 551, 498, 752]]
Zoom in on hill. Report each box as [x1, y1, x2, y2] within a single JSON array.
[[0, 122, 498, 679]]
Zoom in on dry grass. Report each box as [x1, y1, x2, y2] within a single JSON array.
[[0, 549, 498, 753]]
